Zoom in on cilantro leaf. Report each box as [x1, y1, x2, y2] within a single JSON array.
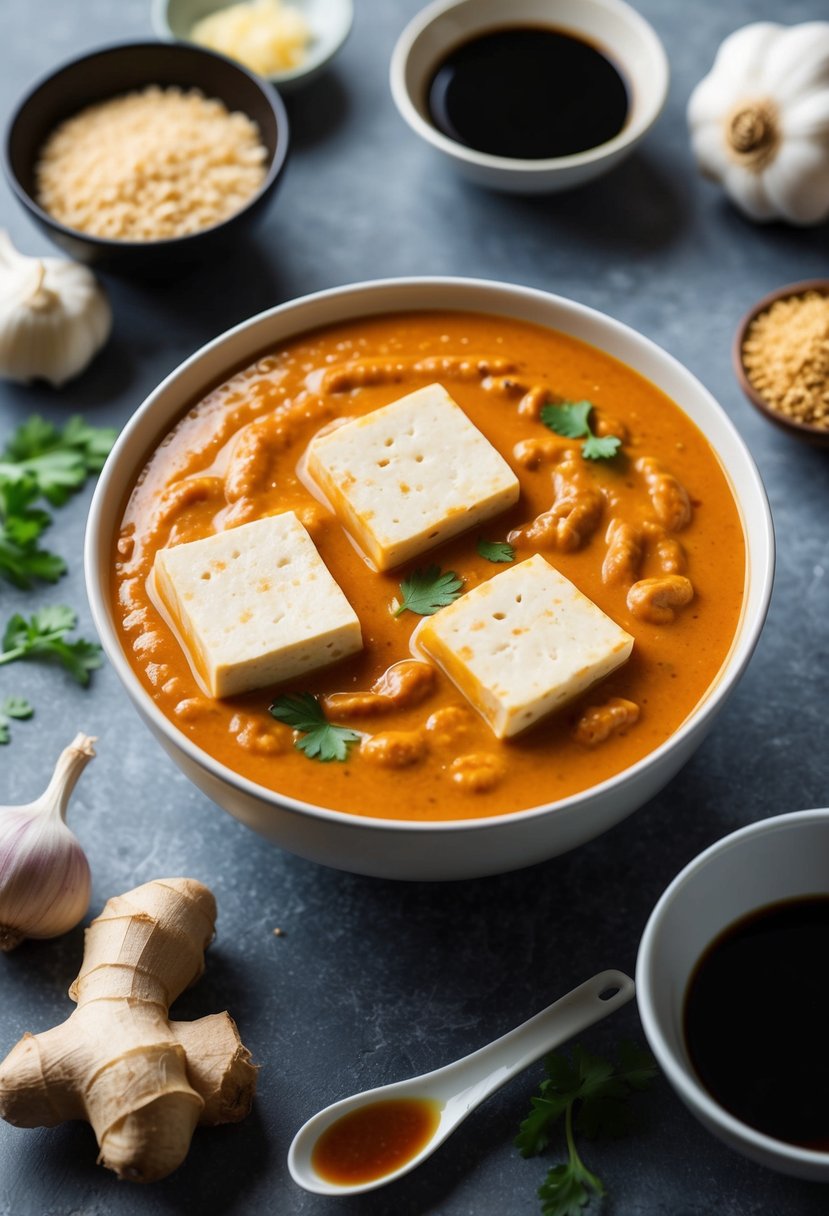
[[393, 566, 464, 617], [582, 434, 622, 461], [269, 692, 360, 762], [517, 1041, 657, 1216], [0, 607, 103, 686], [0, 696, 34, 745], [0, 475, 66, 589], [540, 401, 622, 462], [477, 538, 515, 563], [0, 415, 117, 506], [538, 1159, 600, 1216]]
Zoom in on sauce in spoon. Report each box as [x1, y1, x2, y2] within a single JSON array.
[[312, 1097, 442, 1184]]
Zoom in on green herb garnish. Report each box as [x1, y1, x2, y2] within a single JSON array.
[[269, 692, 360, 762], [0, 416, 116, 588], [0, 606, 103, 686], [540, 401, 621, 462], [0, 697, 33, 745], [393, 565, 464, 617], [0, 476, 65, 589], [477, 538, 515, 563], [0, 415, 117, 506], [517, 1041, 657, 1216]]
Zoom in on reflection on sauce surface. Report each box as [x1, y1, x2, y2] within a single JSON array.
[[312, 1097, 442, 1185], [684, 896, 829, 1150]]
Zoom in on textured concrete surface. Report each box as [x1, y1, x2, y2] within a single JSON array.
[[1, 0, 828, 1213]]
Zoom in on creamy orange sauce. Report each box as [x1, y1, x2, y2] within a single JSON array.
[[114, 311, 745, 821]]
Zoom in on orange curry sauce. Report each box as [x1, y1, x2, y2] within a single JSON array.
[[114, 311, 745, 821]]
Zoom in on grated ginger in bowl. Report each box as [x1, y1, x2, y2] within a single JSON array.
[[191, 0, 312, 76]]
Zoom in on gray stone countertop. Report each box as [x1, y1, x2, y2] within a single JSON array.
[[1, 0, 828, 1213]]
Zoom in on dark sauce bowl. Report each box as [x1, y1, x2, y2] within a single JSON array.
[[4, 41, 289, 275], [733, 280, 829, 451], [390, 0, 669, 194]]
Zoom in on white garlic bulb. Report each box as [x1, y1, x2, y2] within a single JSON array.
[[0, 232, 111, 386], [688, 22, 829, 225], [0, 733, 95, 951]]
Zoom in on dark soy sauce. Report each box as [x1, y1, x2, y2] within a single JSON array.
[[427, 27, 629, 160], [684, 896, 829, 1150]]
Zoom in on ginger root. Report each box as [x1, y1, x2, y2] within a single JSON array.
[[0, 877, 257, 1183]]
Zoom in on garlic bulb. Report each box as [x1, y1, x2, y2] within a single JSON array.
[[688, 22, 829, 225], [0, 733, 94, 951], [0, 232, 111, 386]]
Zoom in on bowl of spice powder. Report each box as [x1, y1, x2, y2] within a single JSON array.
[[735, 280, 829, 448]]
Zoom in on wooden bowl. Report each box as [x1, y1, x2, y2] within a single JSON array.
[[733, 279, 829, 450]]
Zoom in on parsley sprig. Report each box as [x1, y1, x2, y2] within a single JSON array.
[[0, 606, 103, 687], [269, 692, 360, 762], [477, 538, 515, 564], [0, 416, 117, 588], [393, 565, 463, 617], [0, 697, 33, 745], [517, 1042, 657, 1216], [540, 401, 621, 462]]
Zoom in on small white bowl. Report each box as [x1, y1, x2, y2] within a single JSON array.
[[390, 0, 669, 194], [85, 277, 772, 881], [637, 809, 829, 1181], [152, 0, 354, 91]]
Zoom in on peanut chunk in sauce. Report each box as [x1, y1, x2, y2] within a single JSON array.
[[322, 661, 436, 720], [636, 457, 692, 532], [361, 730, 427, 769], [449, 752, 506, 793], [572, 698, 640, 747], [627, 575, 694, 625], [509, 456, 604, 551]]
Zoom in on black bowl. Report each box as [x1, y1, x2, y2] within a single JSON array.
[[4, 40, 290, 274]]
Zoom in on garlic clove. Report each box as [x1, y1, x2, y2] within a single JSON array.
[[0, 232, 111, 388], [0, 733, 95, 951]]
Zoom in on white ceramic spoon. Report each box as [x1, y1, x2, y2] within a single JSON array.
[[288, 968, 635, 1196]]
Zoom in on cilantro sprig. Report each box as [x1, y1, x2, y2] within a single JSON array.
[[0, 415, 116, 588], [269, 692, 360, 762], [0, 606, 103, 687], [0, 415, 117, 506], [540, 401, 621, 462], [0, 697, 33, 745], [393, 565, 463, 617], [517, 1041, 657, 1216], [477, 538, 515, 564]]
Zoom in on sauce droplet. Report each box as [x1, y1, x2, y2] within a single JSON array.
[[312, 1097, 443, 1185]]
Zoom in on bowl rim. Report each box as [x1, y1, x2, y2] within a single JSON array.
[[84, 274, 774, 836], [2, 38, 290, 252], [389, 0, 670, 174], [151, 0, 355, 86], [636, 806, 829, 1171], [732, 278, 829, 444]]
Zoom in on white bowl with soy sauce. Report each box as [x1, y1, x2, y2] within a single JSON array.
[[389, 0, 669, 193], [637, 809, 829, 1181]]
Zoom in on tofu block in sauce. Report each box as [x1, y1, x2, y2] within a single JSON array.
[[412, 555, 633, 739], [151, 512, 362, 698], [304, 383, 519, 571]]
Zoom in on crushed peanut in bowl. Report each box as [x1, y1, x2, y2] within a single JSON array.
[[741, 288, 829, 429], [35, 85, 268, 242]]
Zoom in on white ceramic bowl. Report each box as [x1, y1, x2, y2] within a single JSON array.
[[85, 277, 773, 881], [389, 0, 669, 194], [637, 809, 829, 1181], [153, 0, 354, 91]]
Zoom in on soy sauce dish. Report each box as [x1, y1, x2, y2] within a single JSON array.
[[637, 809, 829, 1181], [390, 0, 669, 193]]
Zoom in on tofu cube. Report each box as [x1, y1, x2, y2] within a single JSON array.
[[304, 383, 519, 571], [152, 512, 362, 698], [412, 555, 633, 739]]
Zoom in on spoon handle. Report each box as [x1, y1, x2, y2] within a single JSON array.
[[437, 970, 635, 1107]]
